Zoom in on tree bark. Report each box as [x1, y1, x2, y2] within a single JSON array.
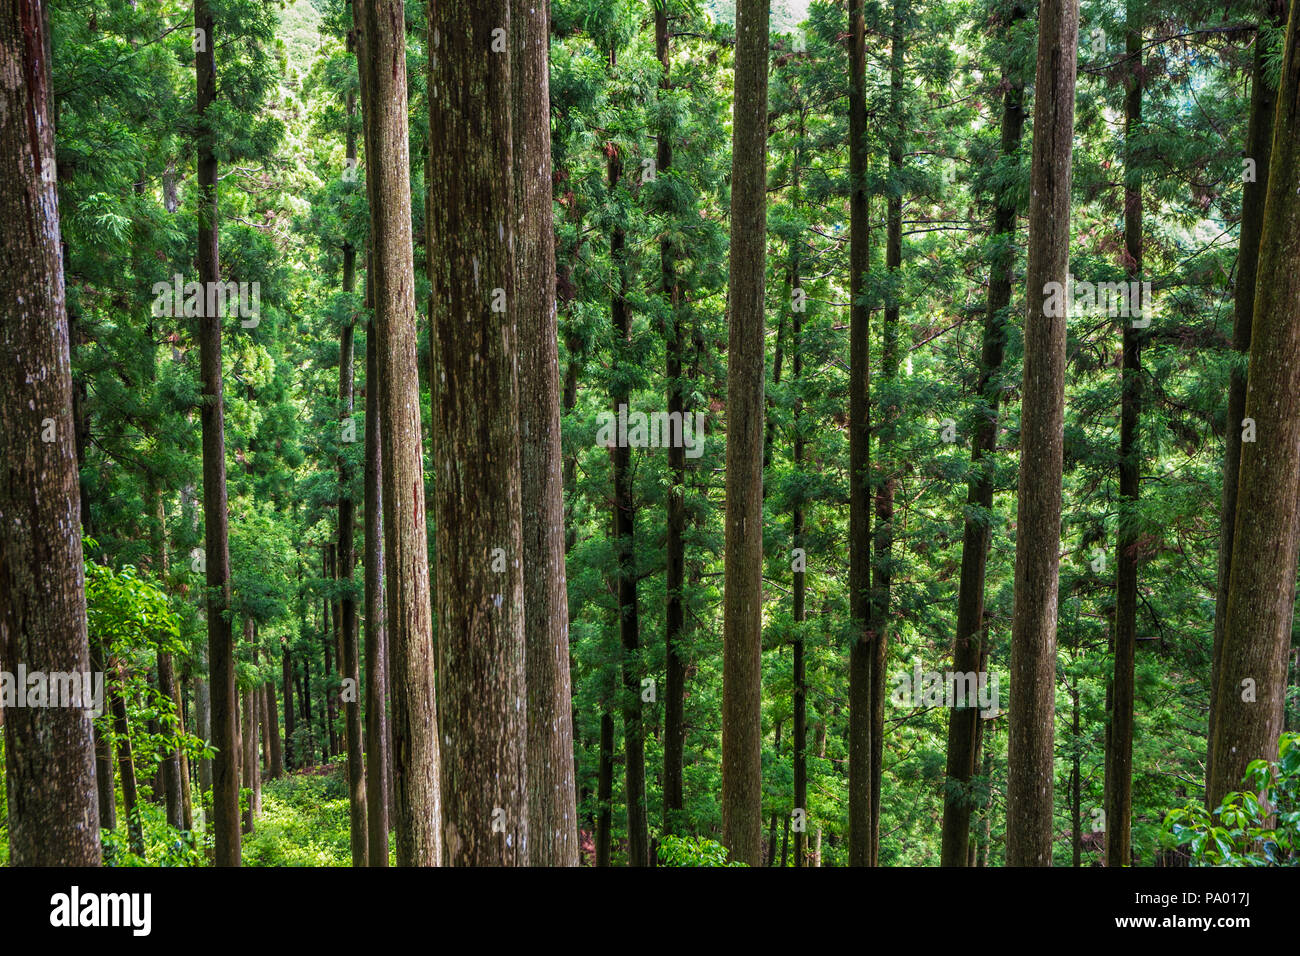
[[429, 0, 528, 866], [1210, 0, 1286, 792], [940, 0, 1026, 867], [357, 0, 441, 866], [847, 0, 873, 868], [1006, 0, 1078, 867], [721, 0, 769, 869], [265, 681, 283, 779], [1106, 5, 1143, 868], [513, 0, 578, 867], [1208, 0, 1300, 809], [195, 0, 240, 867]]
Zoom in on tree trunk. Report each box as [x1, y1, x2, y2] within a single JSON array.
[[364, 280, 391, 866], [721, 0, 769, 868], [869, 0, 907, 865], [265, 681, 283, 779], [940, 0, 1026, 866], [357, 0, 441, 866], [1106, 5, 1143, 868], [513, 0, 578, 867], [847, 0, 873, 868], [790, 119, 808, 870], [1210, 0, 1286, 791], [109, 664, 144, 855], [657, 0, 688, 841], [338, 114, 367, 858], [282, 644, 296, 771], [1006, 0, 1078, 867], [158, 650, 185, 828], [428, 0, 528, 866], [1208, 0, 1300, 808], [596, 707, 614, 866], [195, 0, 240, 867]]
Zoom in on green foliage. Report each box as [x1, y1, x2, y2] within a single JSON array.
[[657, 835, 747, 867], [241, 771, 373, 866], [1162, 733, 1300, 867]]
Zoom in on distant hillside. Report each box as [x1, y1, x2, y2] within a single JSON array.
[[278, 0, 324, 74]]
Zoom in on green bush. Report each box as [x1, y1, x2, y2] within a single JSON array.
[[1162, 731, 1300, 866], [657, 835, 747, 867]]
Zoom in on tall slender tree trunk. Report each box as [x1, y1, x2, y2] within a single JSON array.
[[357, 0, 441, 866], [338, 86, 367, 858], [282, 644, 296, 771], [364, 257, 391, 866], [428, 0, 528, 867], [790, 115, 809, 870], [602, 45, 650, 868], [195, 0, 240, 867], [1006, 0, 1078, 867], [1209, 0, 1300, 808], [657, 0, 688, 839], [596, 707, 614, 866], [1106, 6, 1143, 868], [721, 0, 769, 869], [1210, 0, 1286, 791], [265, 681, 283, 779], [869, 0, 907, 865], [940, 0, 1026, 866], [847, 0, 873, 868], [109, 664, 144, 855], [513, 0, 578, 867]]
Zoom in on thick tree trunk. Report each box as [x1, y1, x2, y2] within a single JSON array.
[[364, 292, 391, 865], [338, 135, 367, 859], [1006, 0, 1078, 867], [357, 0, 441, 866], [513, 0, 578, 867], [940, 0, 1026, 866], [847, 0, 873, 868], [721, 0, 769, 869], [1210, 0, 1286, 791], [195, 0, 240, 867], [1106, 7, 1143, 868], [1209, 0, 1300, 808], [428, 0, 527, 866]]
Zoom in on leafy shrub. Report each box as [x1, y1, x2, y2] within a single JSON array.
[[1162, 731, 1299, 866], [657, 835, 747, 867]]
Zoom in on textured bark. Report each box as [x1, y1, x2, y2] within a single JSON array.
[[1007, 0, 1077, 867], [265, 681, 283, 779], [657, 0, 688, 839], [282, 644, 296, 771], [358, 0, 440, 866], [240, 677, 257, 834], [1209, 0, 1300, 808], [847, 0, 873, 868], [158, 650, 186, 828], [513, 0, 578, 867], [603, 49, 649, 867], [364, 288, 391, 865], [195, 0, 240, 867], [338, 126, 367, 859], [429, 0, 527, 866], [109, 665, 144, 855], [869, 0, 907, 865], [1106, 8, 1143, 868], [595, 707, 614, 866], [1210, 0, 1286, 791], [721, 0, 769, 868], [940, 0, 1026, 867], [790, 120, 808, 869]]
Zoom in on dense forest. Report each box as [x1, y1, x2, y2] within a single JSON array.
[[1, 0, 1299, 873]]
